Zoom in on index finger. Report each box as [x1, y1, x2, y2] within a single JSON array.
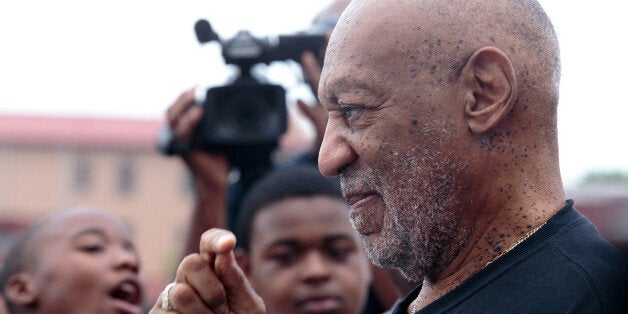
[[167, 88, 197, 129], [199, 228, 237, 259], [200, 228, 265, 313], [301, 51, 322, 98]]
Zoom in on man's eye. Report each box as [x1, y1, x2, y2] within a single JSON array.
[[340, 105, 364, 119], [327, 248, 351, 262], [270, 252, 299, 265], [81, 244, 104, 253]]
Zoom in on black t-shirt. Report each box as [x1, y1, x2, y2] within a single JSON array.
[[393, 200, 628, 313]]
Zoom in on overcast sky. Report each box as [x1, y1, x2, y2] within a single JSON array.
[[0, 0, 627, 188]]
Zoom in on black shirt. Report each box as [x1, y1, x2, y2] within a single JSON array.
[[393, 200, 628, 313]]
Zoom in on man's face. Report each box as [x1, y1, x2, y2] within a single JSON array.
[[246, 196, 371, 314], [317, 0, 469, 281], [29, 211, 143, 314]]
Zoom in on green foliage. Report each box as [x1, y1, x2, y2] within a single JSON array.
[[581, 170, 628, 184]]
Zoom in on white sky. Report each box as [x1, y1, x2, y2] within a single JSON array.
[[0, 0, 627, 189]]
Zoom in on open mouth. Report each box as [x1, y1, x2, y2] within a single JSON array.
[[296, 295, 343, 313], [109, 279, 143, 313]]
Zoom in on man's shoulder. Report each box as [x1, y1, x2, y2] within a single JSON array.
[[422, 203, 627, 313], [544, 203, 626, 277], [504, 203, 628, 312]]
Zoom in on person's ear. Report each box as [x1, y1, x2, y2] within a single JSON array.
[[234, 248, 251, 276], [459, 46, 518, 133], [5, 273, 38, 307]]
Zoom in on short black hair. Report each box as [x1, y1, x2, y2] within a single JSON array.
[[235, 164, 343, 252], [0, 225, 39, 312]]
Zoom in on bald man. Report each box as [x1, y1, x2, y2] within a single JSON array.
[[317, 0, 627, 313]]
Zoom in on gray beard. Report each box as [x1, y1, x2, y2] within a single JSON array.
[[342, 144, 468, 283]]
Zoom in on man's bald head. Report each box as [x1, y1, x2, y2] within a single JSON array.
[[318, 0, 565, 282], [327, 0, 560, 136]]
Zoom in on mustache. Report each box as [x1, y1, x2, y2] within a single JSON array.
[[339, 166, 378, 195], [339, 165, 361, 188]]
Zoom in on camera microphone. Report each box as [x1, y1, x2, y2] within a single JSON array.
[[195, 19, 218, 44]]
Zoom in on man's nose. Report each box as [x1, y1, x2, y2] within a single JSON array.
[[114, 246, 140, 273], [318, 121, 357, 177], [300, 252, 332, 284]]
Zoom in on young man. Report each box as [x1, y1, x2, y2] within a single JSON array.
[[151, 165, 372, 314], [235, 165, 372, 314], [0, 207, 144, 314]]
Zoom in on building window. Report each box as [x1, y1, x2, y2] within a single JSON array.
[[118, 156, 135, 195], [74, 154, 91, 193]]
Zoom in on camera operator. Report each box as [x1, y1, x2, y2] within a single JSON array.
[[168, 0, 347, 258]]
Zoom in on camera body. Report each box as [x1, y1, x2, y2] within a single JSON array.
[[160, 20, 326, 170], [191, 80, 287, 168], [194, 82, 286, 147]]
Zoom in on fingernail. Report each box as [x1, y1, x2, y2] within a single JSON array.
[[217, 234, 233, 249], [217, 235, 228, 246]]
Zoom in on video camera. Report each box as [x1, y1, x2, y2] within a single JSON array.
[[158, 19, 326, 170]]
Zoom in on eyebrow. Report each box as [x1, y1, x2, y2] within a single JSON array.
[[70, 227, 136, 250], [323, 76, 378, 103], [326, 77, 359, 95], [264, 233, 356, 250], [71, 227, 108, 241], [322, 234, 355, 244]]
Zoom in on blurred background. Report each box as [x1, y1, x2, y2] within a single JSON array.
[[1, 0, 627, 307]]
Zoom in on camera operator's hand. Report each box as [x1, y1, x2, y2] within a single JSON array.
[[167, 88, 230, 255], [167, 88, 229, 194], [150, 229, 265, 314], [297, 51, 328, 154]]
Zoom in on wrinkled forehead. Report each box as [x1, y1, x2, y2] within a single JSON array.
[[327, 0, 444, 55], [321, 0, 426, 97]]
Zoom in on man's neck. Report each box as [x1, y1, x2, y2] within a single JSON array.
[[409, 197, 565, 312]]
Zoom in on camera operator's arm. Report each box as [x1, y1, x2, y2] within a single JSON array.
[[167, 88, 230, 256], [297, 51, 327, 156]]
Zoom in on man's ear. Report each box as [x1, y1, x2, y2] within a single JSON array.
[[234, 248, 251, 276], [5, 273, 38, 307], [459, 46, 518, 133]]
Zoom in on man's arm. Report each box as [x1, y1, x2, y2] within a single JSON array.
[[165, 88, 231, 256]]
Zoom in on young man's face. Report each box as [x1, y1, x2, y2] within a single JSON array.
[[245, 195, 371, 314], [26, 210, 144, 314]]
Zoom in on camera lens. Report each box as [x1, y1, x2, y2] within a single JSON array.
[[199, 84, 286, 146], [228, 93, 268, 132]]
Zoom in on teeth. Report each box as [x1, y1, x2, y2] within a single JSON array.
[[120, 282, 137, 294]]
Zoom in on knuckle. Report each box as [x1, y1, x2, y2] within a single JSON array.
[[170, 285, 197, 308], [178, 254, 206, 274], [206, 291, 227, 310]]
